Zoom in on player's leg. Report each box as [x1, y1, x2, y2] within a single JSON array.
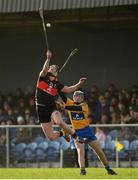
[[36, 105, 60, 141], [52, 110, 76, 137], [75, 141, 86, 175], [89, 140, 108, 164], [89, 140, 117, 175], [41, 122, 60, 140]]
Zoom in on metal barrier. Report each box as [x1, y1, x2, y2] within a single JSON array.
[[0, 124, 138, 168]]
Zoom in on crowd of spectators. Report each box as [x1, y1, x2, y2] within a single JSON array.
[[87, 83, 138, 124], [0, 83, 138, 126], [0, 86, 37, 126]]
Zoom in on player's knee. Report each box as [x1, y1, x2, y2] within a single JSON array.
[[55, 119, 62, 125], [47, 134, 56, 141], [52, 111, 61, 118], [52, 111, 63, 125]]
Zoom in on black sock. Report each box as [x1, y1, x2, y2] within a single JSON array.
[[105, 165, 110, 170]]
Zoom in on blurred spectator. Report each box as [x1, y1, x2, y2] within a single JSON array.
[[106, 83, 118, 97], [109, 104, 120, 124], [3, 101, 11, 112], [0, 108, 5, 122], [130, 85, 138, 94], [0, 132, 6, 145], [95, 127, 106, 149], [0, 130, 6, 165], [27, 116, 36, 125], [118, 102, 130, 124], [136, 98, 138, 108], [24, 109, 36, 125], [99, 96, 110, 115], [14, 127, 30, 144], [98, 96, 110, 124], [89, 85, 99, 96], [118, 91, 127, 104], [0, 120, 6, 125], [6, 109, 16, 124], [104, 90, 112, 105], [17, 98, 26, 115], [88, 85, 100, 123], [28, 96, 36, 116], [130, 96, 137, 108], [6, 119, 13, 125], [133, 106, 138, 122], [14, 88, 24, 102], [0, 94, 4, 108], [88, 93, 100, 124], [100, 113, 111, 124], [127, 106, 138, 124], [117, 127, 136, 142], [17, 115, 25, 125], [6, 94, 15, 107], [110, 97, 118, 109]]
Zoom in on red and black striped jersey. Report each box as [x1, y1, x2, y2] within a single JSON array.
[[35, 73, 64, 105]]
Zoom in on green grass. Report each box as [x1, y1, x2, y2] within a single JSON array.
[[0, 168, 138, 179]]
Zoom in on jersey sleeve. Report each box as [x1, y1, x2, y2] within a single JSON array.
[[66, 98, 74, 106], [82, 103, 89, 113]]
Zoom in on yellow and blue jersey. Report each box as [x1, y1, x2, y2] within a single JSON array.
[[65, 98, 89, 130], [59, 92, 97, 142]]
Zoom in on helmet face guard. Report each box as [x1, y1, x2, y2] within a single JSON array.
[[73, 91, 84, 97]]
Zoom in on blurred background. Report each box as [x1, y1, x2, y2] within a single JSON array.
[[0, 0, 138, 169], [0, 0, 138, 91]]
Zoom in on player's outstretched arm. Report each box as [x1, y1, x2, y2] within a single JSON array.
[[61, 77, 87, 93], [39, 50, 52, 77]]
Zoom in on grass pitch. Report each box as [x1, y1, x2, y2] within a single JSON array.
[[0, 168, 138, 179]]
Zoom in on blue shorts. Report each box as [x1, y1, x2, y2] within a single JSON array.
[[75, 126, 97, 143]]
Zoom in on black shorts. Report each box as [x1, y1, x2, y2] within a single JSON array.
[[36, 104, 56, 123]]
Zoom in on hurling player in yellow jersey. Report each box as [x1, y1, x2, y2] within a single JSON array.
[[59, 90, 117, 176]]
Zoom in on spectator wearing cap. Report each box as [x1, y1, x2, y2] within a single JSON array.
[[15, 116, 30, 144], [98, 95, 110, 123], [16, 115, 25, 125]]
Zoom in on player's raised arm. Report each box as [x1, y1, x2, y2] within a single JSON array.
[[61, 77, 87, 93], [39, 50, 52, 77]]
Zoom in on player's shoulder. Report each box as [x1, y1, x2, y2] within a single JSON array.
[[80, 102, 88, 106], [81, 102, 89, 111], [66, 97, 74, 105]]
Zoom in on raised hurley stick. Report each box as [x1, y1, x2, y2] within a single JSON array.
[[39, 0, 49, 50], [59, 48, 79, 72]]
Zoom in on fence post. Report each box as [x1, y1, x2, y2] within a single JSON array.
[[6, 126, 10, 168], [116, 150, 119, 168], [60, 149, 63, 168]]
